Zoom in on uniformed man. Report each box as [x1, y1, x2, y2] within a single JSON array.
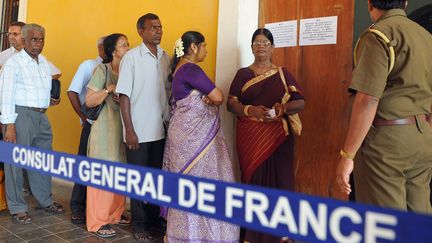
[[336, 0, 432, 213]]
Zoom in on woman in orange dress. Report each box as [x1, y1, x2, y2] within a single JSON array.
[[85, 33, 130, 238]]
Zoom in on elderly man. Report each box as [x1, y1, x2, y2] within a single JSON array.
[[117, 13, 170, 241], [336, 0, 432, 213], [0, 21, 61, 195], [67, 36, 105, 224], [0, 23, 64, 224]]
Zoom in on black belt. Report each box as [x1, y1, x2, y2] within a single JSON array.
[[27, 107, 47, 113]]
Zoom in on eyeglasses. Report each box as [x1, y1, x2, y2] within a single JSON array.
[[252, 41, 272, 47], [6, 32, 21, 37]]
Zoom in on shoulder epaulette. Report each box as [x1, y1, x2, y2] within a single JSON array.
[[354, 27, 395, 74]]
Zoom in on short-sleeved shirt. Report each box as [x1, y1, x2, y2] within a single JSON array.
[[350, 9, 432, 119], [0, 50, 51, 124], [116, 43, 171, 143], [68, 57, 103, 106], [172, 63, 215, 101]]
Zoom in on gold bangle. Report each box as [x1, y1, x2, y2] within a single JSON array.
[[340, 149, 355, 160], [243, 105, 251, 116]]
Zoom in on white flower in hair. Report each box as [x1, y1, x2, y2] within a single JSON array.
[[174, 38, 184, 58]]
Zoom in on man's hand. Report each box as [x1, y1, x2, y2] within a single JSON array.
[[79, 115, 87, 127], [112, 94, 120, 104], [126, 130, 139, 150], [336, 157, 354, 195], [50, 98, 61, 106], [4, 124, 17, 143]]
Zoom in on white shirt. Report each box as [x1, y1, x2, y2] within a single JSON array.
[[0, 46, 61, 75], [68, 56, 103, 105], [0, 46, 18, 66], [0, 50, 52, 124], [116, 43, 171, 143]]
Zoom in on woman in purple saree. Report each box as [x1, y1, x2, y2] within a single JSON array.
[[163, 31, 239, 242]]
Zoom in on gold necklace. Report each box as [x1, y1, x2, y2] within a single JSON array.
[[250, 62, 274, 76]]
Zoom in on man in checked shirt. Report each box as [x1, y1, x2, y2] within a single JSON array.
[[0, 23, 64, 224]]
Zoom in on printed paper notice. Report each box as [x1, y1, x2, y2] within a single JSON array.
[[299, 16, 338, 46], [264, 20, 297, 48]]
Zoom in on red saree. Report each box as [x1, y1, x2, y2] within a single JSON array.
[[236, 117, 286, 183], [230, 66, 304, 243], [230, 67, 303, 185]]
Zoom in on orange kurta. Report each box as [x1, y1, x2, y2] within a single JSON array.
[[86, 187, 125, 232], [0, 169, 7, 211], [85, 64, 126, 232]]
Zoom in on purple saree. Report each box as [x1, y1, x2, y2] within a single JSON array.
[[163, 63, 239, 242]]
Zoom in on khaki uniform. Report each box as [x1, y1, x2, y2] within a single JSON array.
[[350, 9, 432, 213]]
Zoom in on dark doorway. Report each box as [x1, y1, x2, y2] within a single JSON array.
[[1, 0, 20, 51], [409, 4, 432, 33]]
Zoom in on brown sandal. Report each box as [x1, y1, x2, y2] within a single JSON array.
[[133, 232, 154, 242], [95, 224, 116, 238], [71, 214, 86, 224], [44, 202, 65, 214], [12, 213, 32, 224]]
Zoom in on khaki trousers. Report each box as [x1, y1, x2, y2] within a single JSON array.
[[354, 120, 432, 214]]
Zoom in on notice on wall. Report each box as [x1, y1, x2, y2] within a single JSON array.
[[299, 16, 338, 46], [264, 20, 297, 48]]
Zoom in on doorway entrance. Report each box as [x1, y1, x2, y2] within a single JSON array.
[[1, 0, 20, 51], [409, 4, 432, 33]]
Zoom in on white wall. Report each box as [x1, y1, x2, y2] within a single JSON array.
[[18, 0, 27, 22], [215, 0, 259, 179]]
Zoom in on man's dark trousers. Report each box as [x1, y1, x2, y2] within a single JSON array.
[[126, 139, 165, 233], [69, 121, 91, 216]]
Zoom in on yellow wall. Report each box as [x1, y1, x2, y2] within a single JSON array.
[[26, 0, 219, 153]]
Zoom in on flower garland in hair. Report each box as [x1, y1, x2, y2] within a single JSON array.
[[174, 38, 184, 58]]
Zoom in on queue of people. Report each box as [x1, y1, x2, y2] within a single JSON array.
[[0, 0, 432, 242]]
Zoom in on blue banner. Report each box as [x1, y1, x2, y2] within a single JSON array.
[[0, 141, 431, 242]]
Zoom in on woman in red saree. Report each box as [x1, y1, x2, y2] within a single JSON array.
[[227, 28, 305, 243]]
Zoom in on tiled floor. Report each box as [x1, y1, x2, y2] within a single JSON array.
[[0, 179, 163, 243]]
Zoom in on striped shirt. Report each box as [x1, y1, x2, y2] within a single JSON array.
[[0, 50, 52, 124]]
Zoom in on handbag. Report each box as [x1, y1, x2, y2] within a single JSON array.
[[278, 67, 302, 136], [80, 64, 108, 121], [50, 79, 61, 100]]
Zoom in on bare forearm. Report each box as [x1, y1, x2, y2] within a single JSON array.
[[227, 98, 247, 116], [86, 89, 109, 107], [119, 95, 135, 132], [67, 91, 85, 117], [284, 99, 305, 115], [343, 92, 379, 155]]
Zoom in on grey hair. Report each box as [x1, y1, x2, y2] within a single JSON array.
[[97, 36, 106, 47], [22, 24, 45, 39]]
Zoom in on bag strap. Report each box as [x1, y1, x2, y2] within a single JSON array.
[[278, 67, 289, 93], [354, 28, 395, 74], [104, 64, 109, 89], [278, 67, 291, 104]]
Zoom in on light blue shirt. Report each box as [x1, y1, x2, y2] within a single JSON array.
[[0, 50, 52, 124], [116, 43, 171, 143], [68, 56, 103, 105]]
